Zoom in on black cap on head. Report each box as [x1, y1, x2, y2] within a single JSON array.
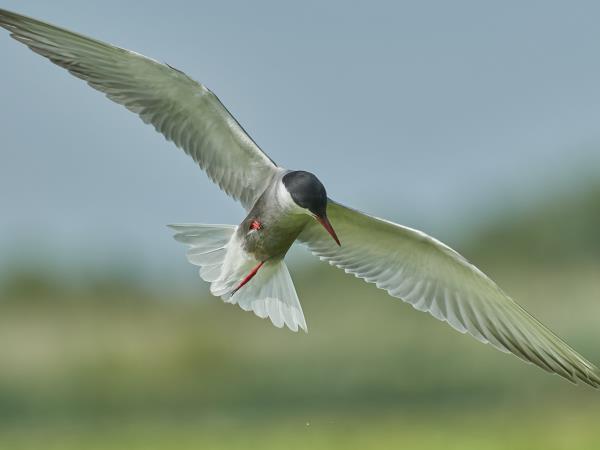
[[283, 170, 341, 246], [282, 170, 327, 216]]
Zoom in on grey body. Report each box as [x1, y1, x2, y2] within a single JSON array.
[[239, 171, 311, 261]]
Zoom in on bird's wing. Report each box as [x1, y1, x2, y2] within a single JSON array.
[[299, 200, 600, 387], [0, 9, 278, 209]]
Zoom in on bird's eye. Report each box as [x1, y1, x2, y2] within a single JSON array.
[[249, 220, 262, 231]]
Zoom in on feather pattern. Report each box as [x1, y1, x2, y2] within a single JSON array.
[[0, 9, 278, 209], [169, 224, 306, 332], [299, 200, 600, 387], [227, 260, 307, 332]]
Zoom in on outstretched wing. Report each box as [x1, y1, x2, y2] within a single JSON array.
[[299, 200, 600, 387], [0, 9, 279, 209]]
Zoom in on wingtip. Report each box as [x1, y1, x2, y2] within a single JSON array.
[[586, 368, 600, 389], [558, 361, 600, 389]]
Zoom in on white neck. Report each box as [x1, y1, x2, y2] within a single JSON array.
[[276, 179, 309, 215]]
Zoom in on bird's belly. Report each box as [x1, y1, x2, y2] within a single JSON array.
[[240, 213, 310, 261]]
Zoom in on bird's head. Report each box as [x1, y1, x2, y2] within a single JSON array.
[[282, 170, 340, 246]]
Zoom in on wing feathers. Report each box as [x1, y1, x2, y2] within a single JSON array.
[[299, 200, 600, 387], [0, 8, 278, 209]]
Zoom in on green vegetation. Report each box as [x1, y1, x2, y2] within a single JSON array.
[[465, 183, 600, 266], [0, 185, 599, 449]]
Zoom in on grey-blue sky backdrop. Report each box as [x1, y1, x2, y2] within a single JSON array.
[[1, 1, 600, 279]]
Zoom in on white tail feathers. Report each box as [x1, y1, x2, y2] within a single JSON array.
[[226, 260, 307, 332], [169, 224, 307, 332], [169, 224, 236, 283]]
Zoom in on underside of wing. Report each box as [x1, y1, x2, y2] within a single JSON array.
[[299, 200, 600, 388], [0, 8, 278, 209]]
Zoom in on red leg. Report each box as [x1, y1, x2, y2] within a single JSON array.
[[231, 261, 265, 295]]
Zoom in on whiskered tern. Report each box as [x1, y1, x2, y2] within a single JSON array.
[[1, 8, 598, 387]]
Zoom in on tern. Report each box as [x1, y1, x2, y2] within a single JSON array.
[[1, 9, 598, 388]]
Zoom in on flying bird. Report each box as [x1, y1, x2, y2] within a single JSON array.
[[1, 8, 598, 388]]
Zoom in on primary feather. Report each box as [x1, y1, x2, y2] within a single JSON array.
[[0, 8, 277, 210], [299, 201, 600, 387]]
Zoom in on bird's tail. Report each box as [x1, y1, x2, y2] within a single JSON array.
[[169, 223, 237, 283], [169, 223, 307, 332]]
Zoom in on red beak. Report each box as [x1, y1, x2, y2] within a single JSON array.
[[316, 215, 341, 246]]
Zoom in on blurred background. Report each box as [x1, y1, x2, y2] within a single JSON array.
[[1, 1, 599, 449]]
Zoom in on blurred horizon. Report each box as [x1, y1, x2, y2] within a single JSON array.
[[0, 194, 599, 448], [1, 168, 600, 287], [1, 2, 600, 449]]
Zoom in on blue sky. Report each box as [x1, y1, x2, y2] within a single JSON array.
[[1, 1, 600, 277]]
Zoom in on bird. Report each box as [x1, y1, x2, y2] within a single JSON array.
[[0, 8, 598, 388]]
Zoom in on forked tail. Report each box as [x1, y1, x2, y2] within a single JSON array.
[[169, 224, 306, 332]]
